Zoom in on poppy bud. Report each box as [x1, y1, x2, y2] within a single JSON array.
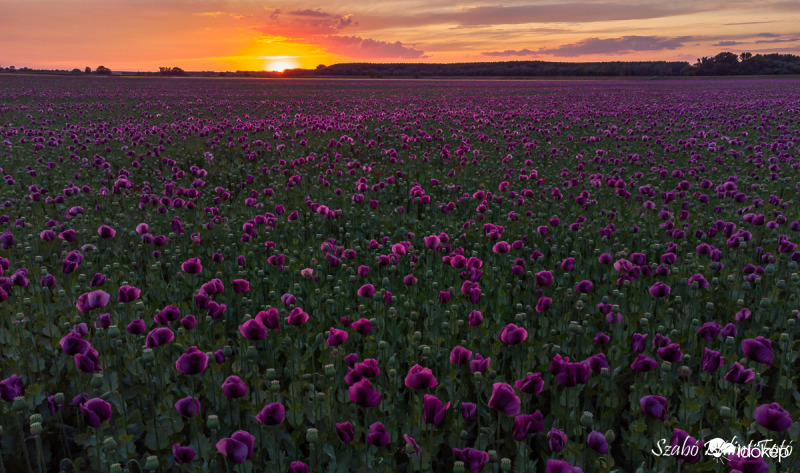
[[454, 461, 465, 473], [207, 415, 220, 430], [501, 458, 511, 471], [306, 428, 318, 443], [580, 411, 594, 428], [30, 422, 42, 436], [145, 456, 159, 470]]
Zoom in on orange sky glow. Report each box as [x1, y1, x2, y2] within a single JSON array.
[[1, 0, 799, 71]]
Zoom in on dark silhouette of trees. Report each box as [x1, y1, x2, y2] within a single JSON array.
[[95, 65, 112, 75], [85, 66, 91, 74], [159, 66, 186, 76]]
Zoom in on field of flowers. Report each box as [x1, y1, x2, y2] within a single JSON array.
[[0, 75, 799, 472]]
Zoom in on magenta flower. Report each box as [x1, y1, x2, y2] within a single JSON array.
[[145, 327, 174, 348], [450, 346, 473, 365], [97, 225, 116, 238], [175, 346, 208, 375], [549, 428, 568, 453], [0, 374, 24, 402], [513, 411, 544, 441], [367, 422, 390, 447], [754, 403, 792, 431], [648, 281, 671, 298], [488, 382, 521, 416], [81, 397, 112, 428], [404, 364, 438, 389], [336, 422, 355, 443], [75, 290, 110, 312], [639, 395, 667, 420], [256, 402, 285, 425], [287, 307, 309, 326], [216, 431, 254, 465], [328, 327, 348, 346], [181, 257, 203, 273], [498, 323, 528, 345], [172, 444, 197, 465], [117, 285, 141, 303], [422, 394, 450, 426], [348, 378, 381, 407], [357, 284, 375, 297], [175, 396, 201, 418], [232, 279, 250, 294], [239, 319, 267, 340], [515, 373, 544, 394], [452, 448, 489, 473], [221, 376, 248, 399], [742, 336, 773, 366]]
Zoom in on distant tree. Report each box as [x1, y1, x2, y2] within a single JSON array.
[[316, 64, 326, 70], [740, 52, 752, 62], [71, 68, 82, 74], [96, 65, 111, 75], [85, 66, 91, 74]]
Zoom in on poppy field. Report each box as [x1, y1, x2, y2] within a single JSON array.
[[1, 75, 800, 473]]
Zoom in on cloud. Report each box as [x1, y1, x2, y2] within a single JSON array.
[[310, 35, 426, 59], [756, 32, 781, 38], [754, 37, 799, 44], [195, 11, 244, 20], [482, 49, 538, 57], [713, 40, 743, 46], [256, 8, 356, 37], [483, 35, 694, 58]]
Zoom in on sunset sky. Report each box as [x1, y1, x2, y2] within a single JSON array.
[[1, 0, 799, 72]]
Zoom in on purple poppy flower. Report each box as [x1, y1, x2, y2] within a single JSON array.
[[351, 318, 373, 335], [754, 403, 793, 431], [239, 319, 267, 340], [742, 337, 773, 366], [536, 296, 552, 312], [404, 365, 438, 389], [462, 402, 477, 420], [631, 354, 658, 372], [688, 273, 709, 289], [154, 305, 181, 325], [648, 282, 671, 298], [39, 273, 56, 287], [422, 394, 450, 426], [498, 323, 528, 345], [727, 454, 769, 473], [256, 402, 285, 425], [535, 270, 554, 287], [468, 310, 483, 326], [287, 307, 309, 326], [181, 257, 203, 274], [656, 343, 683, 362], [488, 382, 521, 416], [348, 378, 381, 407], [90, 273, 106, 287], [232, 279, 250, 294], [697, 322, 721, 341], [367, 422, 390, 447], [221, 376, 248, 399], [172, 444, 197, 465], [328, 327, 348, 346], [357, 284, 375, 297], [575, 280, 593, 293], [513, 411, 544, 440], [126, 319, 146, 335], [546, 459, 583, 473], [450, 346, 473, 365], [404, 434, 422, 456], [81, 398, 112, 428], [670, 429, 702, 463], [175, 346, 208, 375], [280, 293, 296, 306], [631, 333, 647, 353], [287, 461, 309, 473], [117, 285, 141, 303], [515, 373, 544, 394], [175, 396, 201, 418], [549, 428, 568, 453], [337, 422, 355, 443], [216, 431, 254, 464], [179, 315, 197, 330], [470, 353, 490, 373], [0, 374, 24, 402], [74, 348, 102, 373], [452, 448, 489, 473], [587, 431, 609, 454], [97, 225, 116, 238], [701, 348, 723, 373], [724, 362, 755, 384], [76, 290, 110, 312], [640, 395, 667, 420]]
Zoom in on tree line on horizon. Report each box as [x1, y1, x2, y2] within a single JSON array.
[[2, 52, 799, 78]]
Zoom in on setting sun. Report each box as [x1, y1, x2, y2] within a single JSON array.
[[262, 56, 301, 72]]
